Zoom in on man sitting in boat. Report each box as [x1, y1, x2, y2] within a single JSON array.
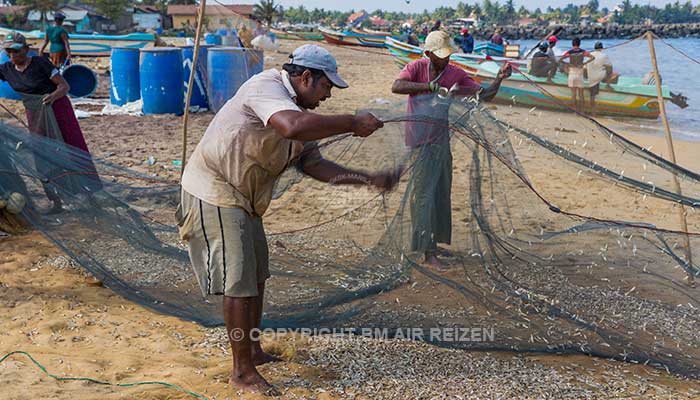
[[39, 12, 71, 68], [530, 43, 557, 80], [391, 31, 511, 269], [407, 30, 420, 46], [457, 28, 474, 54], [559, 37, 595, 113], [490, 29, 506, 46], [585, 41, 614, 115]]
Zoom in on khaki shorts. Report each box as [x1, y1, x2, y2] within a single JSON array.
[[568, 67, 585, 88], [177, 190, 270, 298]]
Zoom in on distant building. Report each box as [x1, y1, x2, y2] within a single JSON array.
[[515, 17, 537, 26], [27, 4, 131, 33], [579, 14, 592, 26], [28, 5, 92, 32], [167, 4, 254, 30], [369, 15, 389, 29], [347, 11, 368, 26], [133, 5, 162, 31], [453, 15, 481, 27]]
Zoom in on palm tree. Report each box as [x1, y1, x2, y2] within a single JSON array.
[[254, 0, 282, 26], [18, 0, 58, 27]]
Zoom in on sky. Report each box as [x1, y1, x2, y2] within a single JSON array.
[[220, 0, 699, 13]]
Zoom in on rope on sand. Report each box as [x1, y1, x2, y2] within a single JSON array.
[[0, 351, 210, 400]]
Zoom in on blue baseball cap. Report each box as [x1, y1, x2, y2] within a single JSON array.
[[289, 44, 348, 89]]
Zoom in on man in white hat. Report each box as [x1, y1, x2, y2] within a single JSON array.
[[391, 30, 511, 268], [179, 44, 399, 395]]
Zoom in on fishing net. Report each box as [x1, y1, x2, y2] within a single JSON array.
[[2, 34, 700, 379]]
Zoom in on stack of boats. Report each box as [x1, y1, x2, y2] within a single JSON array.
[[384, 37, 684, 119]]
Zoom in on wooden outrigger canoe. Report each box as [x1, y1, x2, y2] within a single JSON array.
[[269, 28, 323, 41], [318, 26, 387, 48], [385, 37, 682, 119], [351, 27, 392, 36]]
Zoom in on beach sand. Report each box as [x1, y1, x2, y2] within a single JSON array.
[[1, 39, 700, 399]]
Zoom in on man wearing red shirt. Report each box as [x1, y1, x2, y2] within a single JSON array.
[[391, 30, 511, 268]]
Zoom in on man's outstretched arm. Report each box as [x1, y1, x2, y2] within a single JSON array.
[[298, 146, 400, 191], [268, 111, 383, 141], [392, 79, 432, 95], [477, 63, 512, 102]]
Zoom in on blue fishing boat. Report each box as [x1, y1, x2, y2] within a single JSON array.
[[0, 27, 155, 57], [473, 42, 504, 57]]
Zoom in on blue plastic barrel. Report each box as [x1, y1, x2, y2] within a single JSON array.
[[181, 45, 209, 109], [207, 47, 258, 112], [205, 33, 221, 45], [139, 48, 184, 115], [0, 49, 38, 100], [63, 64, 97, 98], [221, 33, 239, 46], [110, 47, 140, 106]]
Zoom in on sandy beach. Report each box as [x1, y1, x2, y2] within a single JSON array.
[[1, 38, 700, 399]]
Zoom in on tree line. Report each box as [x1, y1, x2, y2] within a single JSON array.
[[282, 0, 700, 26], [6, 0, 700, 29]]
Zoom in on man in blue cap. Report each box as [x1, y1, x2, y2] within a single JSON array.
[[178, 44, 399, 395], [39, 11, 71, 68]]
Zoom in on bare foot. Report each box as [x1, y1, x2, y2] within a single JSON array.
[[436, 246, 453, 257], [229, 370, 280, 396], [424, 253, 447, 271], [252, 349, 283, 366]]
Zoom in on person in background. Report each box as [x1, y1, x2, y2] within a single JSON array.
[[490, 29, 505, 46], [238, 24, 253, 48], [559, 37, 595, 113], [430, 20, 442, 32], [585, 41, 614, 116], [546, 35, 561, 70], [546, 35, 559, 59], [39, 12, 71, 68], [407, 29, 420, 46], [529, 42, 557, 80], [0, 32, 100, 213], [391, 31, 511, 269], [178, 44, 399, 395], [253, 20, 267, 38], [457, 28, 474, 53]]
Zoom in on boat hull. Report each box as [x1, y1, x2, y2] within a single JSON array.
[[485, 77, 661, 118], [270, 28, 322, 41], [23, 32, 155, 57], [474, 42, 504, 57], [319, 27, 389, 48]]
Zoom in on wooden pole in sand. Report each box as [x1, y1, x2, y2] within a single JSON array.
[[646, 31, 695, 286], [180, 0, 207, 177]]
